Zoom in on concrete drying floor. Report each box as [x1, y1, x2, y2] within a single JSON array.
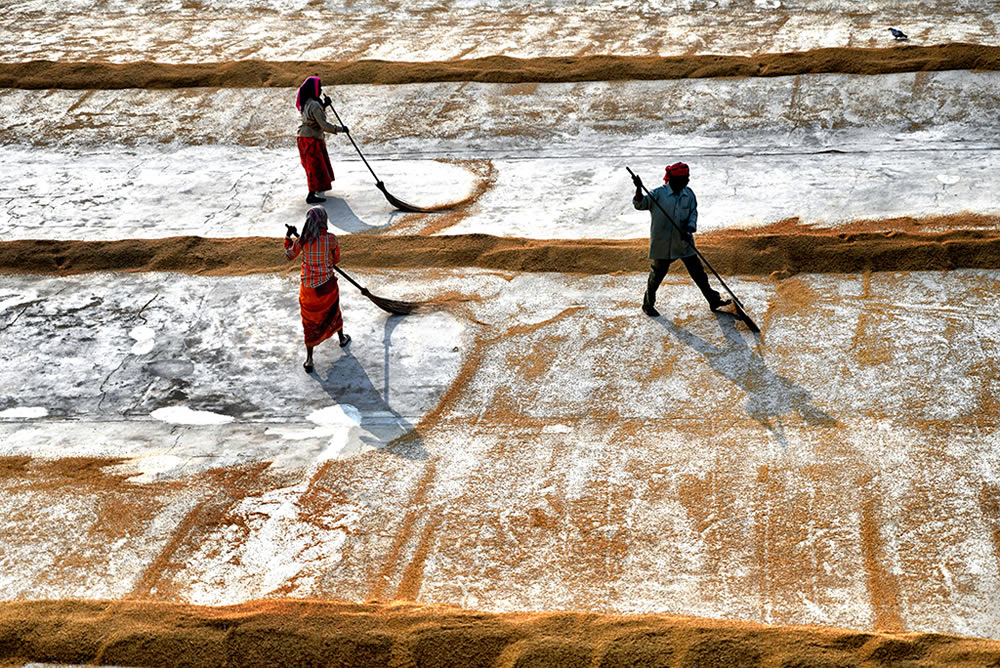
[[2, 268, 1000, 637], [2, 72, 1000, 241], [3, 0, 1000, 652]]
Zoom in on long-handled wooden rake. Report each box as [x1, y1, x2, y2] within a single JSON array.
[[626, 166, 760, 333], [324, 99, 437, 214]]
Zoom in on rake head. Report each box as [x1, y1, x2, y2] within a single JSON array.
[[361, 288, 421, 315]]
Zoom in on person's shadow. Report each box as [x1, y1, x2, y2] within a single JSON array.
[[658, 312, 837, 450], [314, 314, 427, 460], [319, 197, 386, 234]]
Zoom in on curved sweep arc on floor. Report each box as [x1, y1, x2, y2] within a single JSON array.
[[326, 100, 442, 214]]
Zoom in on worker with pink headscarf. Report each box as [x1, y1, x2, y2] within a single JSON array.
[[295, 75, 349, 204]]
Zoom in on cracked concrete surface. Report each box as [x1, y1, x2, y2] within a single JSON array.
[[2, 143, 994, 240], [0, 272, 465, 422]]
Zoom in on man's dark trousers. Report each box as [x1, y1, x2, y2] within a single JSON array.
[[643, 254, 721, 310]]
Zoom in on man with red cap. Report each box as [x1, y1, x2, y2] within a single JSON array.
[[632, 162, 730, 317]]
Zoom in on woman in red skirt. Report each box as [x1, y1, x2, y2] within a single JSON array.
[[285, 206, 351, 372], [296, 76, 349, 204]]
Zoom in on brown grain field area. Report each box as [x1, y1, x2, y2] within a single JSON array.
[[3, 44, 999, 89], [3, 215, 999, 278], [2, 599, 1000, 667], [5, 39, 1000, 666]]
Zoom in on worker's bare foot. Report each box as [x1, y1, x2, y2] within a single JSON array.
[[303, 358, 314, 373], [339, 333, 351, 348]]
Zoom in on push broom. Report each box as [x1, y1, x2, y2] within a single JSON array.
[[331, 265, 419, 316], [626, 166, 760, 333]]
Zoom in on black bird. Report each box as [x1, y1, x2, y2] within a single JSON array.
[[888, 27, 909, 41]]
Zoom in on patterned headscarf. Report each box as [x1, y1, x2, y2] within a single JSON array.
[[300, 206, 329, 244], [295, 76, 321, 112]]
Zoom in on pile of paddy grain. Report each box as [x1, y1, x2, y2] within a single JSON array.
[[2, 214, 999, 278], [2, 44, 999, 89], [2, 599, 1000, 667]]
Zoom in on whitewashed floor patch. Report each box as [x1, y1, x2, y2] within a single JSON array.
[[1, 269, 999, 637]]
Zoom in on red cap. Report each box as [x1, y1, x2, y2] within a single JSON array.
[[664, 162, 690, 181]]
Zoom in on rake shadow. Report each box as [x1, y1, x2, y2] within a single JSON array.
[[658, 311, 837, 450]]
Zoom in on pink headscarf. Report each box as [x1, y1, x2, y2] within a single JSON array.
[[295, 76, 321, 112]]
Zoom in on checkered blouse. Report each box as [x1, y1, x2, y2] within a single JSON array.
[[285, 231, 340, 288]]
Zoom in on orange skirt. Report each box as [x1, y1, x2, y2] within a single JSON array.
[[299, 277, 342, 347]]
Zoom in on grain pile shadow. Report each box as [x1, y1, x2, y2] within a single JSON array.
[[660, 312, 837, 449]]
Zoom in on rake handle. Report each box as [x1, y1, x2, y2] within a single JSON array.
[[325, 102, 383, 186], [288, 231, 368, 293], [332, 264, 367, 293]]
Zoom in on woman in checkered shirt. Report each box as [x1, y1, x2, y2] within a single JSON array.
[[285, 206, 351, 372]]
